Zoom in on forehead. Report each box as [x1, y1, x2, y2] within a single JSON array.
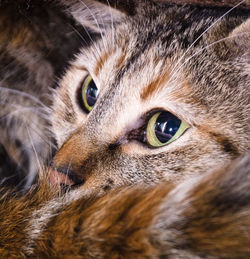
[[78, 4, 219, 93], [74, 8, 206, 119], [70, 3, 247, 128], [54, 3, 249, 154]]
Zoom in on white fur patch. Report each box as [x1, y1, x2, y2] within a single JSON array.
[[23, 189, 85, 255]]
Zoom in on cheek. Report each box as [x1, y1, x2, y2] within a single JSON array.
[[51, 113, 76, 148], [52, 96, 87, 149], [121, 142, 152, 155], [52, 67, 89, 146]]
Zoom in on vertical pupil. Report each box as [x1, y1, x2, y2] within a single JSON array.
[[154, 112, 181, 143], [86, 80, 98, 107]]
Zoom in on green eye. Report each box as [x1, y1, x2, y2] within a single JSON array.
[[80, 75, 99, 113], [146, 111, 189, 147]]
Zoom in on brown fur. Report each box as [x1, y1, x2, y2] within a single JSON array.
[[140, 71, 170, 100], [0, 0, 249, 258], [94, 50, 115, 76], [1, 154, 250, 258]]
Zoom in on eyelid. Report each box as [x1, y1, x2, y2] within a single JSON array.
[[72, 65, 88, 71], [143, 107, 188, 126], [143, 108, 164, 123]]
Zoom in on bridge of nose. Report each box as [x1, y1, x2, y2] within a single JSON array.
[[51, 88, 141, 186], [51, 118, 120, 186]]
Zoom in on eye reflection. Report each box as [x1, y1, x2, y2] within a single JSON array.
[[146, 111, 189, 147], [79, 75, 99, 113]]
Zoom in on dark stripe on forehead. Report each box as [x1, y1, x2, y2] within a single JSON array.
[[111, 4, 192, 86], [113, 32, 159, 86], [115, 1, 248, 80]]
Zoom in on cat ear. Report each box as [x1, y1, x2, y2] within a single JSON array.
[[58, 0, 136, 34], [210, 17, 250, 60], [228, 18, 250, 58]]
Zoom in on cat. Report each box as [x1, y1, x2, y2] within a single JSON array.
[[49, 0, 250, 194], [0, 0, 97, 189], [0, 0, 250, 258]]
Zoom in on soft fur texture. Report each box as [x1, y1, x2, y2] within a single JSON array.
[[1, 154, 250, 258], [0, 0, 98, 189], [51, 0, 249, 194], [0, 0, 249, 258]]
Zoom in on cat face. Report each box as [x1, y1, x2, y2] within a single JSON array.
[[50, 1, 250, 194]]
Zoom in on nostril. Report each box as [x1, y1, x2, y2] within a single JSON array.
[[48, 166, 84, 187], [58, 167, 84, 185], [48, 167, 75, 186]]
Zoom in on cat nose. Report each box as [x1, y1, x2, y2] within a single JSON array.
[[49, 126, 121, 188], [48, 166, 84, 187], [49, 130, 100, 187], [48, 166, 74, 186]]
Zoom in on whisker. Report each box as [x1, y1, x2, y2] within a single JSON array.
[[69, 24, 102, 61], [25, 125, 57, 150], [25, 124, 42, 182], [168, 31, 250, 85], [16, 175, 35, 190], [0, 86, 46, 108], [168, 0, 246, 82], [0, 106, 49, 121], [79, 0, 108, 53], [0, 58, 19, 75], [1, 111, 57, 150], [0, 101, 48, 112], [0, 174, 20, 186], [65, 158, 72, 187], [105, 0, 115, 48]]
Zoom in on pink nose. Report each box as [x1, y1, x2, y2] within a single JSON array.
[[48, 167, 75, 186]]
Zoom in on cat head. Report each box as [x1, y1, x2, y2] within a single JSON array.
[[50, 0, 250, 194]]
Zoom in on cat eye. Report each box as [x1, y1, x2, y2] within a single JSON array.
[[80, 75, 99, 113], [146, 111, 189, 148]]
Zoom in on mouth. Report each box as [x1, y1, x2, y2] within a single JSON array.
[[48, 166, 84, 189]]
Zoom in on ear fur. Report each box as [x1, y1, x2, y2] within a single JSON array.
[[58, 0, 131, 33], [207, 16, 250, 61], [228, 17, 250, 57]]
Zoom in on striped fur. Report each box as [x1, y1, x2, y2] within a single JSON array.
[[52, 0, 250, 194], [0, 0, 249, 257], [0, 154, 249, 257]]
